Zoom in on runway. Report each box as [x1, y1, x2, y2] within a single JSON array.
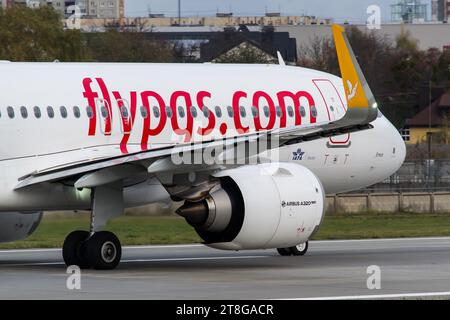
[[1, 237, 450, 299]]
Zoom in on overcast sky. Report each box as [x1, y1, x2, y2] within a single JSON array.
[[125, 0, 432, 23]]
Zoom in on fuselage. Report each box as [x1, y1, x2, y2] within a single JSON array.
[[0, 62, 406, 212]]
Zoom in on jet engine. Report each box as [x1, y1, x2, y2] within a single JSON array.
[[176, 163, 325, 250], [0, 212, 43, 243]]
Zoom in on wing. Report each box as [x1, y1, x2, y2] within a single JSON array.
[[15, 24, 378, 190]]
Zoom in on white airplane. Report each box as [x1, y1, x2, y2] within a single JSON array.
[[0, 25, 405, 269]]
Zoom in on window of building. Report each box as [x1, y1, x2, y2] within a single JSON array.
[[400, 128, 410, 142]]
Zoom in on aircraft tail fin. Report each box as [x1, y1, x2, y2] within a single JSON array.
[[332, 24, 378, 123]]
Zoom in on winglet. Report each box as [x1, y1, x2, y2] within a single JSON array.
[[332, 24, 378, 123], [277, 51, 286, 66]]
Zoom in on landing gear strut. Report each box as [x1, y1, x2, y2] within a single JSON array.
[[62, 184, 124, 270], [277, 241, 309, 256]]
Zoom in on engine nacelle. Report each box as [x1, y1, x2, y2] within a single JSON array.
[[0, 212, 43, 243], [177, 163, 325, 250]]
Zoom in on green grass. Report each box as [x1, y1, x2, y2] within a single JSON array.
[[1, 212, 450, 249]]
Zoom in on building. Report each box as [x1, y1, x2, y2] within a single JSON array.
[[1, 0, 124, 19], [277, 24, 450, 52], [79, 14, 332, 30], [391, 0, 428, 23], [432, 0, 450, 22], [403, 90, 450, 144]]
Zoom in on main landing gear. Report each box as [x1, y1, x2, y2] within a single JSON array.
[[277, 241, 309, 256], [62, 184, 124, 270]]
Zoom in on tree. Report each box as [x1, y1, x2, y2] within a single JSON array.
[[85, 29, 175, 63], [0, 6, 86, 61], [297, 26, 450, 128]]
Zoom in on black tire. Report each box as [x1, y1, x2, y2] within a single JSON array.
[[290, 241, 308, 256], [63, 230, 90, 269], [277, 248, 292, 256], [85, 231, 122, 270]]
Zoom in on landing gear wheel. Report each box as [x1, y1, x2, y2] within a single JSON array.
[[290, 241, 308, 256], [85, 231, 122, 270], [277, 248, 292, 256], [63, 230, 90, 269]]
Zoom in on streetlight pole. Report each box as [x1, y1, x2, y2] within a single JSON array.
[[178, 0, 181, 25]]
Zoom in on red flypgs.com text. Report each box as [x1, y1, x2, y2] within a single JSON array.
[[82, 77, 317, 154]]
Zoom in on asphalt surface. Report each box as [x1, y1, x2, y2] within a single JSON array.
[[1, 237, 450, 299]]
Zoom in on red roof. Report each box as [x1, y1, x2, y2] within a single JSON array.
[[406, 91, 450, 127]]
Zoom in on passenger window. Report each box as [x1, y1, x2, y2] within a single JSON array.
[[311, 106, 318, 118], [178, 106, 185, 118], [7, 106, 14, 119], [140, 106, 148, 118], [166, 106, 173, 118], [227, 106, 234, 117], [276, 106, 282, 118], [263, 106, 270, 118], [330, 105, 335, 112], [34, 106, 41, 119], [300, 106, 306, 118], [251, 106, 258, 118], [287, 106, 294, 118], [60, 106, 68, 118], [101, 106, 109, 118], [73, 106, 81, 118], [215, 106, 222, 118], [190, 106, 197, 118], [86, 106, 93, 119], [203, 107, 210, 118], [152, 106, 160, 118], [239, 106, 246, 118], [47, 106, 55, 118], [20, 106, 28, 119]]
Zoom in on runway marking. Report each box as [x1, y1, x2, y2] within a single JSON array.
[[0, 255, 271, 267], [0, 244, 203, 254], [289, 291, 450, 300], [1, 236, 449, 256]]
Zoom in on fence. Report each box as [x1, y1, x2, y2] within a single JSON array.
[[326, 192, 450, 214], [362, 160, 450, 193]]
